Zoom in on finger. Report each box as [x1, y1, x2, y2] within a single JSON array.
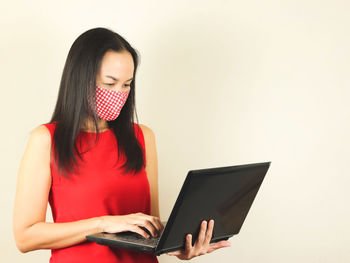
[[194, 220, 207, 248], [141, 220, 158, 237], [185, 234, 193, 252], [207, 240, 231, 253], [204, 219, 214, 244], [129, 225, 151, 239], [158, 218, 165, 232], [210, 240, 231, 249], [130, 215, 158, 237], [149, 216, 164, 235], [135, 214, 162, 237], [166, 250, 181, 256]]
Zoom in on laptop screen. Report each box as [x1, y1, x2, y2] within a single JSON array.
[[156, 162, 270, 253]]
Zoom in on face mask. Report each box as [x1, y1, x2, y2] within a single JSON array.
[[90, 85, 130, 121]]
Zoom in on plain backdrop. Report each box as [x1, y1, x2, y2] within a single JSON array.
[[1, 0, 349, 262]]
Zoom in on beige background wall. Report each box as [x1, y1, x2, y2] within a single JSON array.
[[1, 0, 349, 262]]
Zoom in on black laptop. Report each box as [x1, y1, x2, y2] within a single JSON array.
[[86, 161, 271, 255]]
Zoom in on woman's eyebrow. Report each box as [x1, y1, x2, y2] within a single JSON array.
[[105, 75, 133, 81]]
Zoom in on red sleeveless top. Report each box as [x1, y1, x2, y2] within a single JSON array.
[[43, 122, 158, 263]]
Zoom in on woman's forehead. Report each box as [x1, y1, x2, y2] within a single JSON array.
[[99, 50, 134, 79]]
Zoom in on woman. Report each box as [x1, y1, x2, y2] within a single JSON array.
[[13, 27, 231, 262]]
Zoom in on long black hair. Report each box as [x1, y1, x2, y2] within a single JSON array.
[[49, 27, 144, 177]]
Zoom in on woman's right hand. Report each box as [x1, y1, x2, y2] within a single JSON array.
[[98, 213, 164, 239]]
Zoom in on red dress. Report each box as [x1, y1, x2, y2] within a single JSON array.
[[43, 122, 158, 263]]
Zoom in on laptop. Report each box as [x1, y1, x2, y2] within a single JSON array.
[[86, 161, 271, 255]]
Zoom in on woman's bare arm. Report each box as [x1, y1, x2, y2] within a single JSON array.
[[12, 125, 103, 253], [139, 124, 161, 219], [13, 125, 162, 253]]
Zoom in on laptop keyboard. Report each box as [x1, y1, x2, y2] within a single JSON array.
[[115, 232, 160, 247]]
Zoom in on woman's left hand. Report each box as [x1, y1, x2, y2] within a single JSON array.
[[166, 219, 231, 260]]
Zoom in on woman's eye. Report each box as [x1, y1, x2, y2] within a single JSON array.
[[105, 83, 114, 86], [124, 84, 131, 87]]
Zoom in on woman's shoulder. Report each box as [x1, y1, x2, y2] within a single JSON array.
[[135, 123, 156, 154], [25, 124, 52, 150], [29, 121, 59, 143], [39, 121, 58, 138], [136, 123, 155, 140]]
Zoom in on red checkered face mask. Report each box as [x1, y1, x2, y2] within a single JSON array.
[[92, 85, 130, 121]]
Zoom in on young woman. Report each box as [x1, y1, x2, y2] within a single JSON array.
[[13, 27, 231, 263]]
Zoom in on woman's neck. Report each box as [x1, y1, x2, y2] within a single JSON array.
[[80, 118, 109, 132]]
